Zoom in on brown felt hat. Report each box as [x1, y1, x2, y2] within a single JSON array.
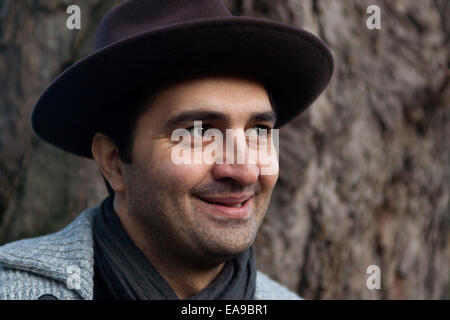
[[31, 0, 334, 158]]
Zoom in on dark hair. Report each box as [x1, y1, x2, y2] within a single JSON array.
[[96, 88, 158, 196]]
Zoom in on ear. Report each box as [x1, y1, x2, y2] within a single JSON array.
[[91, 133, 125, 192]]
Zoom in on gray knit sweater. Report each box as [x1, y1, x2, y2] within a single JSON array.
[[0, 204, 301, 300]]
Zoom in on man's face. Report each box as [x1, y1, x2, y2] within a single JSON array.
[[121, 74, 279, 263]]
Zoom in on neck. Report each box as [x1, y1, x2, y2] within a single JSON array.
[[112, 193, 225, 299]]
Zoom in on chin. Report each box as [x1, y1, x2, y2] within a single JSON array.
[[201, 237, 255, 259]]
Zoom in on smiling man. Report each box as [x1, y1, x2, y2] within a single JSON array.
[[0, 0, 333, 300], [91, 74, 279, 299]]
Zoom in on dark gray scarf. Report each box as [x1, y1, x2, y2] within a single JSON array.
[[92, 196, 257, 300]]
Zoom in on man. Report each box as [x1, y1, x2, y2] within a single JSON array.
[[0, 0, 333, 300]]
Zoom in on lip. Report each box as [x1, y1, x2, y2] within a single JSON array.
[[194, 194, 254, 220], [197, 194, 254, 205]]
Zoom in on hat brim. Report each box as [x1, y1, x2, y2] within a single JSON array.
[[31, 16, 334, 158]]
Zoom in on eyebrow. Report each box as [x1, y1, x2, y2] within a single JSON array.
[[163, 109, 277, 129]]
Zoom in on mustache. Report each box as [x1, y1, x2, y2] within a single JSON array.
[[192, 180, 261, 197]]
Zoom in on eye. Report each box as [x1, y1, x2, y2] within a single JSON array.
[[186, 124, 212, 137], [246, 125, 271, 137]]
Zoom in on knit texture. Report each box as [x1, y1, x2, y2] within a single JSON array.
[[0, 204, 301, 300]]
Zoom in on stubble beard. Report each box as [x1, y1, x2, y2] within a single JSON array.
[[123, 163, 271, 268]]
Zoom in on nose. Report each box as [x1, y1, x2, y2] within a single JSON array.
[[212, 163, 260, 186], [210, 128, 261, 185]]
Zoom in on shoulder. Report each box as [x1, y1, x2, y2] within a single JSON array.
[[0, 206, 95, 271], [0, 263, 81, 300], [255, 271, 303, 300], [0, 206, 98, 300]]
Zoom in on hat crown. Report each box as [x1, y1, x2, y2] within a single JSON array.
[[94, 0, 232, 50]]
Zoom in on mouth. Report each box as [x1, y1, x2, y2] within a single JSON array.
[[194, 195, 254, 219]]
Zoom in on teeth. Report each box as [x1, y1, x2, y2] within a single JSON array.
[[230, 203, 243, 207], [222, 203, 243, 207]]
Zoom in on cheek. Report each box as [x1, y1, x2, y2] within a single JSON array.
[[255, 136, 279, 178], [259, 169, 279, 192], [150, 150, 211, 194]]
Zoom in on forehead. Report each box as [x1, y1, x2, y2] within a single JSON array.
[[136, 74, 274, 131]]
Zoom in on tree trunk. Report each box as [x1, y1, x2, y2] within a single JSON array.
[[1, 0, 449, 299], [0, 0, 120, 243]]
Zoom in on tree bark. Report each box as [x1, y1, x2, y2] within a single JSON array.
[[1, 0, 449, 299], [0, 0, 120, 243]]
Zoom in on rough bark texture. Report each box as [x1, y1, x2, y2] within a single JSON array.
[[0, 0, 449, 299], [0, 0, 121, 244]]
